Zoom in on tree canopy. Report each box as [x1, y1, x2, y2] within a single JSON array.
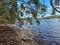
[[0, 0, 47, 25], [50, 0, 60, 14]]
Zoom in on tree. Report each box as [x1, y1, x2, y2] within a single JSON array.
[[0, 0, 46, 26], [55, 0, 60, 5], [50, 0, 60, 13], [0, 0, 17, 24]]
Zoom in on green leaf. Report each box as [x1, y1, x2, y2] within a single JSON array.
[[36, 19, 40, 25]]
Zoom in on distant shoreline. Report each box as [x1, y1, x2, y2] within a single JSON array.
[[41, 15, 60, 19]]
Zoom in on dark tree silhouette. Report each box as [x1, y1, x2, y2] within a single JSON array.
[[0, 0, 46, 25]]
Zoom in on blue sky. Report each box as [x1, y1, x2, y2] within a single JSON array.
[[40, 0, 52, 16], [40, 0, 60, 16], [17, 0, 51, 8], [17, 0, 60, 17], [40, 0, 50, 8]]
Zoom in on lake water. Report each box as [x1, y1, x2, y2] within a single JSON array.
[[22, 19, 60, 45]]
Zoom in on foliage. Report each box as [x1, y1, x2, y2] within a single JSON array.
[[0, 0, 46, 26], [50, 0, 60, 14]]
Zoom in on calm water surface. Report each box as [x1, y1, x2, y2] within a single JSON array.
[[22, 19, 60, 45]]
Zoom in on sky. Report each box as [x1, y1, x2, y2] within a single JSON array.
[[39, 0, 60, 16], [40, 0, 50, 8], [17, 0, 51, 9], [17, 0, 60, 17], [40, 0, 51, 16]]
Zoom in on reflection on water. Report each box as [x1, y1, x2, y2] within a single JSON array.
[[22, 19, 60, 45]]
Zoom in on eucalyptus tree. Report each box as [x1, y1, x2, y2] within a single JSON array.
[[0, 0, 46, 25], [0, 0, 17, 24], [55, 0, 60, 5], [50, 0, 60, 14]]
